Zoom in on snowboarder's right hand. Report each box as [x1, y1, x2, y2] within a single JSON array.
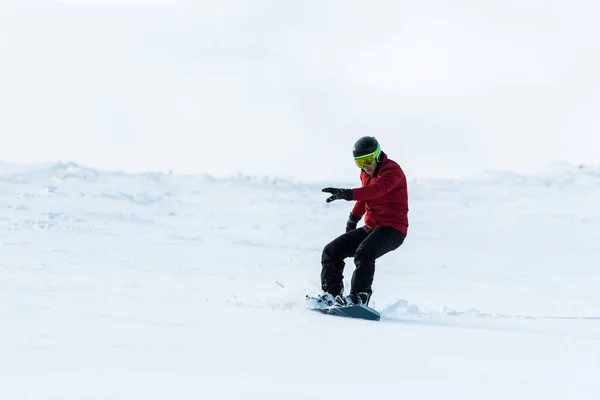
[[346, 213, 361, 232], [322, 187, 353, 203]]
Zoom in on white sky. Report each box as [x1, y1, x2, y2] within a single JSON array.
[[1, 0, 599, 182]]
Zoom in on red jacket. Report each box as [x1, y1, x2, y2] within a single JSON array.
[[350, 152, 409, 235]]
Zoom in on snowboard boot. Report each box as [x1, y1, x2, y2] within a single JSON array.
[[333, 292, 371, 307], [306, 292, 337, 309]]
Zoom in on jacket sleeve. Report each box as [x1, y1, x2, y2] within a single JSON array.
[[351, 166, 404, 201], [351, 200, 366, 219]]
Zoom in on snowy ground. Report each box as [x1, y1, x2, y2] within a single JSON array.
[[1, 162, 599, 399]]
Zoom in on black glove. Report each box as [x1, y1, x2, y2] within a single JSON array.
[[322, 187, 353, 203], [346, 213, 361, 232]]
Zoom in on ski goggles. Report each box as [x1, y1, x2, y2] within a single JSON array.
[[354, 146, 380, 169]]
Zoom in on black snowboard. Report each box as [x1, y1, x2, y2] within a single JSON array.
[[310, 304, 381, 321]]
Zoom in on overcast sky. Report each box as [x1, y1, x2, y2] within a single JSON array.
[[1, 0, 599, 182]]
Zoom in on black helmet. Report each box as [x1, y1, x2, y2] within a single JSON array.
[[353, 136, 380, 158]]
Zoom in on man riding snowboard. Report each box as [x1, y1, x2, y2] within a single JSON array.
[[308, 136, 409, 309]]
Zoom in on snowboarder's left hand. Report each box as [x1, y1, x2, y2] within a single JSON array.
[[322, 187, 353, 203], [346, 213, 361, 232]]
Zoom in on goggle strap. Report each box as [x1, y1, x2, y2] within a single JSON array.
[[354, 144, 381, 161]]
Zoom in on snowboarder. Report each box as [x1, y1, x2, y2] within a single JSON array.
[[309, 136, 408, 309]]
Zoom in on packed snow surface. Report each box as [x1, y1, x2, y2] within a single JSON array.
[[1, 162, 599, 399]]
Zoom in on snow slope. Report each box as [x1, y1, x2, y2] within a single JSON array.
[[1, 162, 599, 399]]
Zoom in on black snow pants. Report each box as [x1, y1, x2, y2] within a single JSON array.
[[321, 226, 406, 298]]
